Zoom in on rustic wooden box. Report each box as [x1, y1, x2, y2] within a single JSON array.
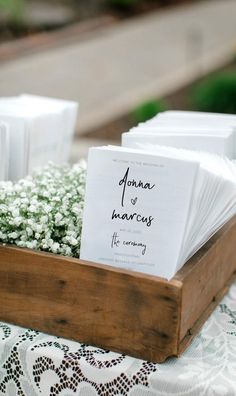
[[0, 216, 236, 363]]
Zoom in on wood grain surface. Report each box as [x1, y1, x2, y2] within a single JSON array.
[[176, 216, 236, 347], [0, 245, 181, 362], [0, 216, 236, 362]]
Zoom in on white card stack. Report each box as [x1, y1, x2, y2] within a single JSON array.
[[122, 110, 236, 158], [0, 95, 78, 181], [0, 122, 9, 181], [123, 127, 234, 158], [80, 145, 236, 280], [20, 94, 78, 163]]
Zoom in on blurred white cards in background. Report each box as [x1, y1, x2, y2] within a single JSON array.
[[122, 110, 236, 158], [0, 122, 9, 181], [0, 94, 78, 181], [20, 95, 78, 163], [123, 128, 234, 158]]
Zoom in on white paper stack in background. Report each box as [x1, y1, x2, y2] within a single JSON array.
[[141, 111, 236, 132], [0, 102, 62, 181], [157, 110, 236, 123], [122, 110, 236, 158], [0, 95, 78, 181], [0, 122, 9, 181], [20, 95, 78, 163], [122, 127, 234, 158], [80, 145, 236, 280]]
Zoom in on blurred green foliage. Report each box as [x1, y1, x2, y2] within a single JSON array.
[[0, 0, 25, 24], [191, 72, 236, 114], [231, 52, 236, 64], [133, 99, 167, 123]]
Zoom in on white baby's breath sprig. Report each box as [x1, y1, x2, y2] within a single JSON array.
[[0, 161, 87, 258]]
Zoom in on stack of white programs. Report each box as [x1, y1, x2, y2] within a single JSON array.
[[122, 111, 236, 158], [0, 122, 9, 181], [19, 95, 78, 163], [0, 95, 78, 181], [80, 145, 236, 280], [157, 110, 236, 128]]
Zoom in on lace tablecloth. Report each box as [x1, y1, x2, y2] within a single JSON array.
[[0, 282, 236, 396]]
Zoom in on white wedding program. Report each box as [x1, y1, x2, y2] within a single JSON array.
[[0, 95, 78, 181], [80, 145, 236, 279], [122, 110, 236, 158], [0, 122, 9, 181], [122, 128, 234, 158], [19, 94, 78, 163]]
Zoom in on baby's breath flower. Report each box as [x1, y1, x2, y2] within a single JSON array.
[[8, 232, 18, 239], [0, 162, 87, 258]]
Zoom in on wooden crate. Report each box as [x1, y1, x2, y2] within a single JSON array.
[[0, 216, 236, 363]]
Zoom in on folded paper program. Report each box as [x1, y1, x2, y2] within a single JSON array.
[[80, 143, 236, 279], [0, 122, 9, 181], [122, 110, 236, 158], [0, 95, 78, 181]]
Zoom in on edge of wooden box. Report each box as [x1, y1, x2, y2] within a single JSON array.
[[176, 216, 236, 355], [0, 244, 181, 363], [0, 216, 236, 363]]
